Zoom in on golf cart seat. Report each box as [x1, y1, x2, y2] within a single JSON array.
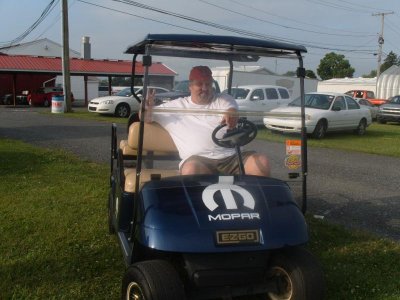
[[123, 122, 180, 193]]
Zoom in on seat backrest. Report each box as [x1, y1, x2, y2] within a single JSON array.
[[127, 122, 178, 154]]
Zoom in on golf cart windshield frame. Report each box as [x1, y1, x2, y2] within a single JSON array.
[[126, 34, 308, 213]]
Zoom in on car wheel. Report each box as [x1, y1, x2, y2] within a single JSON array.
[[312, 120, 326, 139], [108, 189, 116, 235], [267, 247, 325, 300], [43, 98, 50, 107], [354, 119, 367, 135], [121, 260, 186, 300], [115, 103, 130, 118]]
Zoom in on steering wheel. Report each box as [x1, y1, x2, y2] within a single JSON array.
[[212, 118, 257, 148]]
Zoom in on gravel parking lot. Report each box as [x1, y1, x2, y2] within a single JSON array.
[[1, 105, 399, 241]]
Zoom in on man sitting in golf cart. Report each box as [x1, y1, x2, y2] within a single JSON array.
[[143, 65, 270, 176]]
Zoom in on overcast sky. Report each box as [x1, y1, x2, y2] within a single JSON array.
[[1, 0, 399, 79]]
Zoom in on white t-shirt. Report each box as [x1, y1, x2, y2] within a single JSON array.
[[153, 94, 238, 166]]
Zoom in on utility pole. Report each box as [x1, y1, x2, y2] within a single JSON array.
[[61, 0, 72, 112], [372, 11, 394, 78]]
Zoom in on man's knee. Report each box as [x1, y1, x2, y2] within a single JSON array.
[[181, 159, 213, 175], [244, 153, 270, 176]]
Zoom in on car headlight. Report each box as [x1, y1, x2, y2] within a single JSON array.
[[101, 100, 114, 104]]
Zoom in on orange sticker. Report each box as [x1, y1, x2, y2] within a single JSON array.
[[286, 140, 302, 155]]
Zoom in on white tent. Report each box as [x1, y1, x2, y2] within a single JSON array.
[[377, 65, 400, 99]]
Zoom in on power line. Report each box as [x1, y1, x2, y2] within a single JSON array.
[[77, 0, 211, 35], [198, 0, 373, 37], [228, 0, 373, 35], [109, 0, 377, 53], [305, 0, 374, 14], [0, 0, 58, 46]]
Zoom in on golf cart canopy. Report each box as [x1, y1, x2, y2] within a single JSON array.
[[125, 34, 307, 61]]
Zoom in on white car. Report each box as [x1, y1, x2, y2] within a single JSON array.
[[263, 92, 372, 139], [88, 86, 169, 118], [222, 85, 292, 124]]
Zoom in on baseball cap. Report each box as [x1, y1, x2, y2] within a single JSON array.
[[189, 66, 213, 82]]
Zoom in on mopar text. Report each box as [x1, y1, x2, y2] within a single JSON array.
[[208, 212, 260, 221]]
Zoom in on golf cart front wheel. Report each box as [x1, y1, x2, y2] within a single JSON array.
[[121, 260, 186, 300], [267, 247, 325, 300]]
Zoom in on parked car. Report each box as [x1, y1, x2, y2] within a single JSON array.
[[28, 87, 74, 107], [154, 79, 220, 104], [88, 86, 170, 118], [2, 91, 29, 105], [263, 92, 372, 139], [98, 85, 111, 97], [222, 85, 291, 124], [377, 95, 400, 124], [354, 98, 379, 120]]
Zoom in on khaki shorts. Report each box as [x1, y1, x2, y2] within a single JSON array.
[[182, 151, 255, 175]]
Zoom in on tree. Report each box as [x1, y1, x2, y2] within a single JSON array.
[[317, 52, 355, 80], [380, 51, 399, 73], [282, 71, 296, 76], [305, 70, 317, 79], [362, 70, 377, 78]]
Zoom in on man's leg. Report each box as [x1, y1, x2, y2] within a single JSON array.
[[244, 153, 271, 176], [180, 156, 215, 175]]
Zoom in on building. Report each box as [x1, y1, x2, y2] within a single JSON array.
[[0, 37, 176, 105], [211, 66, 318, 99]]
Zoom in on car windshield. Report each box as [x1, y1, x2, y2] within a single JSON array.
[[222, 88, 250, 100], [288, 94, 333, 109], [116, 88, 135, 97], [389, 97, 400, 104]]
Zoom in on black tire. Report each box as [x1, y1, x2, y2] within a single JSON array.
[[312, 120, 327, 139], [115, 103, 131, 118], [267, 247, 325, 300], [354, 118, 367, 135], [121, 260, 186, 300], [108, 189, 115, 235], [43, 98, 50, 107]]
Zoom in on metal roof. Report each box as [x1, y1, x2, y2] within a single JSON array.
[[0, 54, 176, 77], [125, 34, 307, 61]]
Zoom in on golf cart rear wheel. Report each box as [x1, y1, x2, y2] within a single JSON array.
[[121, 260, 186, 300], [267, 247, 325, 300]]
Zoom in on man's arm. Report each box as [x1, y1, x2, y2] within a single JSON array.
[[221, 107, 238, 129]]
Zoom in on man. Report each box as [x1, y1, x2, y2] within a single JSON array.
[[145, 66, 270, 176]]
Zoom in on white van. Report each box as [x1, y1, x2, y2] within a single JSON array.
[[222, 85, 292, 124]]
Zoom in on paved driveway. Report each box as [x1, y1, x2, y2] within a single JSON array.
[[1, 106, 399, 240]]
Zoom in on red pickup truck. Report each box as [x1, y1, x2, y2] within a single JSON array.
[[28, 87, 74, 107], [345, 90, 387, 106]]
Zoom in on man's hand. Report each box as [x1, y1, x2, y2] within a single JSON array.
[[221, 108, 238, 129]]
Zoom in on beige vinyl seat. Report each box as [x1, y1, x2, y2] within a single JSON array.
[[123, 122, 180, 193]]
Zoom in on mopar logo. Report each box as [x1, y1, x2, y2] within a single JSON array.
[[202, 176, 259, 222]]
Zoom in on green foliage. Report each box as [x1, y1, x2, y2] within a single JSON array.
[[362, 69, 377, 78], [380, 51, 400, 73], [317, 52, 355, 80], [306, 69, 317, 79], [282, 70, 296, 76]]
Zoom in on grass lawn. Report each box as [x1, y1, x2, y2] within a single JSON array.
[[42, 110, 128, 124], [1, 138, 399, 299], [257, 122, 400, 157], [44, 110, 400, 157]]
